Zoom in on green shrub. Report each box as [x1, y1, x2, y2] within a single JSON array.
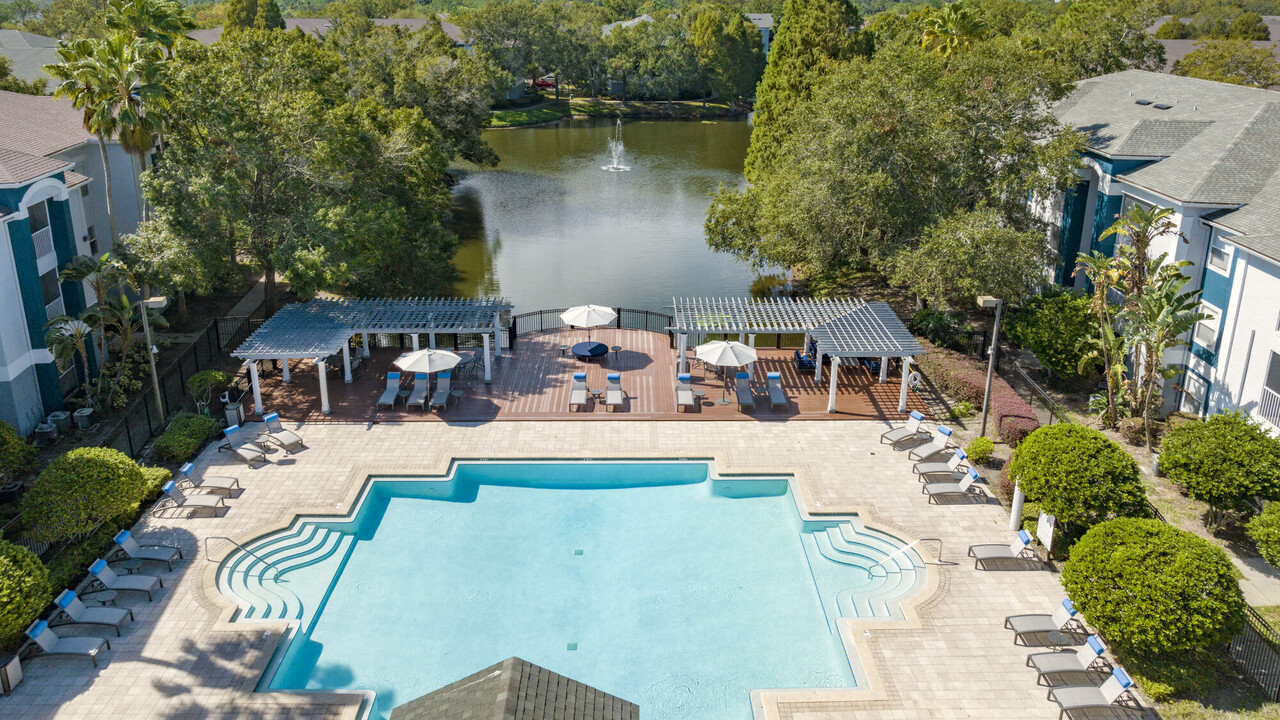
[[947, 400, 974, 420], [151, 413, 220, 463], [0, 421, 36, 485], [1119, 647, 1226, 702], [0, 540, 50, 650], [1005, 288, 1095, 380], [1248, 503, 1280, 567], [140, 466, 171, 502], [1161, 411, 1280, 526], [1063, 518, 1245, 655], [907, 308, 975, 351], [20, 448, 146, 543], [43, 519, 129, 595], [186, 369, 231, 407], [1008, 424, 1148, 531], [965, 436, 994, 465]]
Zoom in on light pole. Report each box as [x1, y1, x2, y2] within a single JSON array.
[[140, 291, 166, 422], [978, 295, 1020, 529]]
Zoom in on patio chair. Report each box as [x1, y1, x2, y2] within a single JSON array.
[[675, 373, 695, 412], [109, 529, 182, 571], [880, 410, 930, 446], [1005, 598, 1083, 646], [88, 558, 162, 601], [569, 372, 589, 411], [152, 480, 225, 518], [22, 620, 110, 667], [377, 372, 401, 409], [407, 373, 430, 411], [1028, 635, 1109, 686], [915, 448, 968, 480], [430, 372, 453, 412], [605, 373, 624, 412], [792, 350, 816, 372], [922, 467, 985, 503], [222, 425, 266, 467], [861, 357, 882, 375], [176, 462, 240, 497], [969, 529, 1036, 569], [1047, 668, 1138, 719], [766, 372, 788, 410], [734, 372, 754, 413], [262, 412, 304, 452], [50, 590, 133, 636], [907, 425, 955, 460]]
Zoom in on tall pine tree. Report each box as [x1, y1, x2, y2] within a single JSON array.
[[255, 0, 284, 30], [224, 0, 257, 32], [744, 0, 872, 183]]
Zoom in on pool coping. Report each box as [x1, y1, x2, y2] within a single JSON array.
[[199, 451, 945, 720]]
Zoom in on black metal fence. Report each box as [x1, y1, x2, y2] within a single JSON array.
[[1231, 606, 1280, 700]]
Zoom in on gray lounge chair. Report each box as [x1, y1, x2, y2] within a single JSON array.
[[1005, 598, 1082, 646], [1028, 635, 1108, 686], [262, 412, 304, 452], [222, 424, 266, 466], [734, 372, 754, 413], [922, 467, 985, 503], [569, 372, 589, 411], [50, 590, 132, 636], [22, 620, 109, 667], [1047, 668, 1138, 719], [970, 529, 1035, 569], [766, 372, 787, 410], [88, 559, 162, 601], [676, 373, 695, 412], [881, 411, 930, 446], [407, 373, 429, 411], [377, 372, 402, 409], [153, 480, 225, 517], [914, 448, 967, 479], [110, 529, 182, 571], [605, 373, 624, 412], [908, 425, 955, 460], [176, 462, 239, 497], [430, 372, 452, 411]]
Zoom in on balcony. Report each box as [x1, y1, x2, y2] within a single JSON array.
[[1261, 387, 1280, 430], [32, 226, 54, 261], [45, 296, 64, 323]]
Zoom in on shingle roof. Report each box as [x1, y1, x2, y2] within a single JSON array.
[[0, 148, 70, 186], [389, 657, 639, 720], [0, 90, 93, 157], [0, 29, 57, 89], [1232, 235, 1280, 265], [64, 169, 91, 188]]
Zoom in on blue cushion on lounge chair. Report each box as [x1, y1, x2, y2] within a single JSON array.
[[573, 372, 586, 380], [736, 372, 748, 379], [677, 373, 691, 382], [767, 372, 781, 379], [607, 373, 620, 381], [440, 371, 451, 379], [89, 559, 107, 575]]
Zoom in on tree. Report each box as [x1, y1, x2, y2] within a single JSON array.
[[105, 0, 196, 59], [1154, 18, 1190, 39], [255, 0, 285, 30], [0, 541, 50, 650], [1044, 0, 1165, 79], [744, 0, 873, 182], [0, 0, 38, 27], [1074, 251, 1125, 428], [20, 448, 146, 543], [1005, 288, 1096, 381], [687, 4, 766, 104], [1062, 518, 1245, 655], [1162, 411, 1280, 527], [22, 0, 107, 39], [225, 0, 258, 33], [459, 0, 543, 87], [921, 1, 989, 56], [44, 317, 97, 406], [0, 54, 43, 94], [1229, 12, 1272, 41], [1174, 39, 1280, 88], [637, 14, 700, 103], [59, 253, 136, 366]]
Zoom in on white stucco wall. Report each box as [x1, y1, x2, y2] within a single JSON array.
[[53, 139, 144, 253], [1208, 250, 1280, 432]]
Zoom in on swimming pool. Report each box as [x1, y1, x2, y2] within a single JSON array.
[[217, 461, 925, 719]]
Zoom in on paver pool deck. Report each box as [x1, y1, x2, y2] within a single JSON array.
[[6, 420, 1092, 719]]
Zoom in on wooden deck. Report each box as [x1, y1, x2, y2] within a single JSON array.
[[248, 328, 931, 423]]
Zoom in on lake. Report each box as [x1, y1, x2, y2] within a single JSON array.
[[449, 118, 783, 314]]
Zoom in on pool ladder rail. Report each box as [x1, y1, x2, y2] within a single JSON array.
[[206, 535, 283, 581], [867, 538, 949, 576]]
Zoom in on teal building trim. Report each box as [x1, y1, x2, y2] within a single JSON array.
[[1057, 180, 1089, 284]]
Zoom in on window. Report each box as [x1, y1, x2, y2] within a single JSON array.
[[80, 185, 89, 197], [27, 200, 48, 233], [1267, 352, 1280, 395], [39, 269, 61, 306], [1121, 195, 1154, 216], [1193, 302, 1219, 349], [1207, 237, 1232, 274], [1181, 372, 1208, 416], [87, 225, 98, 256]]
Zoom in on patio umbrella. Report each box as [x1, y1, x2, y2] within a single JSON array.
[[393, 348, 462, 375], [560, 305, 617, 341], [694, 340, 757, 403]]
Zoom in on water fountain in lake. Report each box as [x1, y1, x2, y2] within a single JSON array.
[[602, 119, 631, 172]]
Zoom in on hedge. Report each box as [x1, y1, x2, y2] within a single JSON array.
[[20, 448, 146, 543], [913, 340, 1040, 445], [0, 540, 49, 650], [152, 413, 221, 463], [0, 421, 36, 485], [1248, 503, 1280, 568], [1008, 424, 1148, 531], [1160, 411, 1280, 525]]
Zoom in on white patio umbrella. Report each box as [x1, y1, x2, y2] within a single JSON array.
[[694, 340, 757, 403], [393, 348, 462, 375], [560, 304, 617, 341]]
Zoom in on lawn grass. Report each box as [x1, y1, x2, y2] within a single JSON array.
[[489, 103, 573, 128]]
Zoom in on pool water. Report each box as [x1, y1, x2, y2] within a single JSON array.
[[218, 462, 924, 719]]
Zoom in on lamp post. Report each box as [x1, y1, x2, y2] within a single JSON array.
[[978, 295, 1019, 529], [140, 293, 166, 422]]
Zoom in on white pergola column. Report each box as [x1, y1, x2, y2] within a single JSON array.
[[316, 358, 330, 414], [827, 357, 840, 413], [898, 355, 912, 413], [281, 359, 291, 383], [879, 356, 888, 383], [676, 332, 688, 374], [428, 332, 436, 350], [361, 333, 370, 358], [248, 361, 263, 414], [411, 334, 420, 351], [482, 333, 492, 383], [342, 343, 352, 383], [747, 334, 756, 377], [802, 332, 810, 355], [813, 347, 823, 383], [493, 314, 503, 357]]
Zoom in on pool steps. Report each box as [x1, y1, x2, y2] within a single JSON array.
[[810, 522, 925, 620], [217, 525, 355, 620]]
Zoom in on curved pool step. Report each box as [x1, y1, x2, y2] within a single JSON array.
[[835, 523, 918, 573], [812, 531, 879, 571], [218, 527, 356, 621]]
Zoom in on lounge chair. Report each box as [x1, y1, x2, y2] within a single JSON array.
[[569, 372, 589, 411], [110, 529, 182, 571], [969, 529, 1035, 569], [176, 462, 239, 496], [222, 424, 266, 467], [880, 410, 930, 446], [734, 372, 754, 413], [406, 373, 429, 411], [430, 372, 452, 411], [907, 425, 955, 460], [1005, 598, 1082, 646], [922, 467, 984, 503], [605, 373, 624, 412], [1047, 668, 1138, 719], [766, 372, 787, 410], [262, 412, 304, 452], [1028, 635, 1109, 686], [88, 559, 162, 601], [914, 448, 968, 479], [377, 372, 402, 409], [50, 590, 133, 636], [153, 480, 225, 518], [676, 373, 695, 412], [22, 620, 110, 667]]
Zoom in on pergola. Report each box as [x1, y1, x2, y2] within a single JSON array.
[[669, 297, 924, 413], [232, 296, 511, 414]]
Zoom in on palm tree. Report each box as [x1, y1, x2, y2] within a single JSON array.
[[99, 293, 167, 408], [921, 2, 988, 57], [44, 316, 99, 408], [97, 34, 167, 174], [59, 253, 137, 366], [1075, 251, 1124, 428], [1100, 204, 1179, 306], [106, 0, 196, 60]]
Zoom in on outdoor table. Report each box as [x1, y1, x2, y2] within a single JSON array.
[[85, 590, 117, 607], [572, 341, 609, 362], [558, 345, 571, 356], [397, 389, 411, 407], [450, 389, 463, 406], [590, 388, 604, 401], [120, 559, 144, 575], [610, 345, 622, 359], [693, 389, 707, 403]]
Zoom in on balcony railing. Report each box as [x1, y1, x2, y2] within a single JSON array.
[[1261, 387, 1280, 430], [32, 226, 54, 260], [45, 296, 64, 323]]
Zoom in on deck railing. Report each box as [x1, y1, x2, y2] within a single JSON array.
[[509, 307, 675, 350], [32, 226, 54, 260], [1259, 387, 1280, 430]]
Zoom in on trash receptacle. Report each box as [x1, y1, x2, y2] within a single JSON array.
[[225, 401, 245, 427]]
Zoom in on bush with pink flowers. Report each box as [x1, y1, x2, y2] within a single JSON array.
[[914, 340, 1040, 445]]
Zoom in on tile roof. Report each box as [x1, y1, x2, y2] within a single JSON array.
[[64, 169, 91, 187], [0, 29, 57, 89], [0, 90, 94, 157], [0, 147, 70, 186]]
